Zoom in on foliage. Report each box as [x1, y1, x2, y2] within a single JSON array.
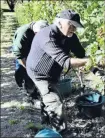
[[19, 105, 25, 110], [25, 122, 43, 130], [86, 23, 104, 67], [9, 119, 19, 125], [25, 122, 35, 129], [15, 1, 63, 25]]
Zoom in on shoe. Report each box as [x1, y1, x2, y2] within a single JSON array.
[[32, 99, 41, 109], [30, 90, 41, 100]]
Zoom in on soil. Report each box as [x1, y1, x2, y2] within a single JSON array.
[[1, 2, 105, 138]]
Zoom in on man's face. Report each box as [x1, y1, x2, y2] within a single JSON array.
[[61, 19, 76, 37], [67, 21, 76, 37]]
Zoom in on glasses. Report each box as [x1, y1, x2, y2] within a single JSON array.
[[68, 22, 76, 32], [68, 21, 76, 29]]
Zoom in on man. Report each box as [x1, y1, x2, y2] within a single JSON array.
[[26, 9, 89, 132], [13, 20, 49, 103]]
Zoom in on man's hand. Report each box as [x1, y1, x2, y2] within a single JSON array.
[[70, 58, 89, 68], [18, 58, 26, 68], [78, 66, 85, 72], [84, 57, 93, 71]]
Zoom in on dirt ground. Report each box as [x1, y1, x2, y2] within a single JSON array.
[[1, 2, 41, 138], [1, 2, 105, 138]]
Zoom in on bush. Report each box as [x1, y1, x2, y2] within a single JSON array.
[[15, 1, 63, 25]]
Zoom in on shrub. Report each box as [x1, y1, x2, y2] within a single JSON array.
[[9, 119, 19, 125], [15, 1, 63, 25]]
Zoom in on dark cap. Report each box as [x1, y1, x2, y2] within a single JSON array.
[[56, 9, 84, 28]]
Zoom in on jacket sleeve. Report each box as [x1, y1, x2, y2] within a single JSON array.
[[12, 31, 23, 59], [70, 34, 85, 58]]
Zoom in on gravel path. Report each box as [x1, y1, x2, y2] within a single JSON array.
[[1, 3, 41, 138]]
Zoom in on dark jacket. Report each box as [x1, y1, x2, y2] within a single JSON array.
[[13, 23, 35, 59], [26, 24, 85, 82]]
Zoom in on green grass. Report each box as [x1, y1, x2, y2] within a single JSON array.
[[25, 122, 43, 130], [9, 119, 19, 125], [19, 105, 25, 110]]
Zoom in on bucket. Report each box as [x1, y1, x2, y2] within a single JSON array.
[[56, 78, 72, 97], [34, 128, 62, 138], [75, 92, 105, 118]]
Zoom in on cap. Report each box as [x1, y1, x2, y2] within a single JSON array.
[[30, 21, 36, 30], [56, 9, 84, 28], [33, 20, 49, 32]]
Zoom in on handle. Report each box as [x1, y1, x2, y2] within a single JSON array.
[[75, 69, 84, 87], [75, 68, 85, 93]]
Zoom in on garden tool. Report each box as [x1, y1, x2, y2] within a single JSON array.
[[75, 68, 85, 94]]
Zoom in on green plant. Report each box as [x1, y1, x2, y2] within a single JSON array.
[[19, 105, 25, 110], [86, 23, 104, 68], [25, 122, 35, 129], [25, 122, 43, 130], [15, 0, 104, 45], [9, 119, 19, 125], [15, 1, 64, 25]]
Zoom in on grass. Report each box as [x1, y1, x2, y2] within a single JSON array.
[[19, 105, 25, 110], [25, 122, 43, 130], [9, 119, 19, 125]]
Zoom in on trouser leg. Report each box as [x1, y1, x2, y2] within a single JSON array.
[[23, 70, 40, 100], [15, 59, 40, 101], [15, 68, 24, 88], [22, 69, 40, 103], [15, 60, 24, 88], [32, 80, 67, 132]]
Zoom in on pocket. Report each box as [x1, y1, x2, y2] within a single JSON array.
[[35, 53, 62, 80], [35, 53, 54, 75]]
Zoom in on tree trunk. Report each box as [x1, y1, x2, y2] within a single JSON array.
[[6, 0, 15, 11]]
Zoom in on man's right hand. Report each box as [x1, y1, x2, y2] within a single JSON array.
[[84, 57, 93, 71], [70, 58, 89, 68]]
